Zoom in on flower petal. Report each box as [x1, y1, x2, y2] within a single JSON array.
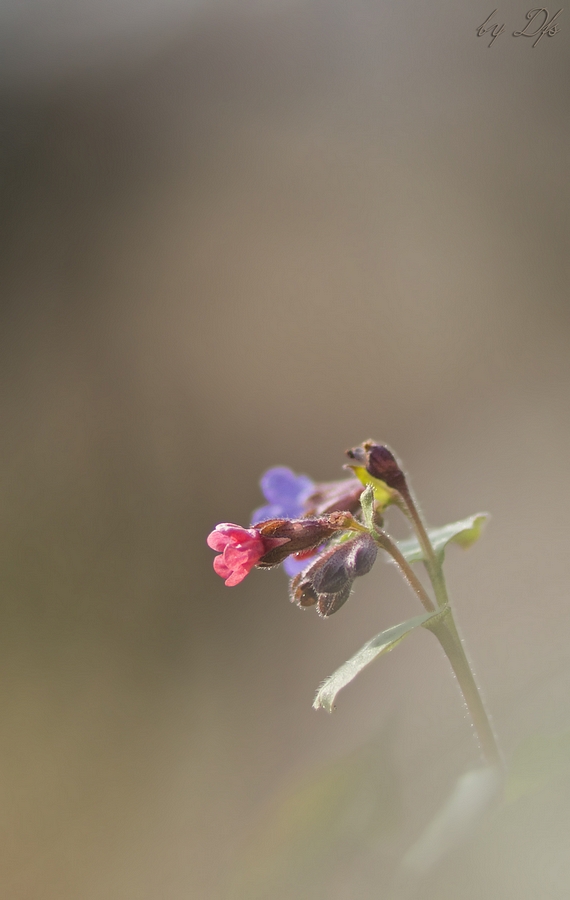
[[260, 467, 314, 512], [213, 554, 232, 580], [223, 567, 250, 587], [250, 503, 283, 525], [207, 531, 230, 551]]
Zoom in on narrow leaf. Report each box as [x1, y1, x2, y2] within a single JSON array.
[[397, 513, 489, 564], [314, 611, 436, 712]]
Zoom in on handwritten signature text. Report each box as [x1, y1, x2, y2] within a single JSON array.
[[477, 7, 562, 47]]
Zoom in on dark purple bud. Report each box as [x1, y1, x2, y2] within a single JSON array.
[[317, 583, 352, 617], [256, 512, 357, 567], [351, 533, 379, 577], [289, 534, 378, 617], [313, 551, 349, 593], [346, 441, 407, 492]]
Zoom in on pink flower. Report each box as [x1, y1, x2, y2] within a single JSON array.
[[207, 523, 288, 587]]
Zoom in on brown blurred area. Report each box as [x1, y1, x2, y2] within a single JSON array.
[[1, 1, 569, 897]]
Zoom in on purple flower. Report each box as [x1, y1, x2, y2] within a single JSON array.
[[251, 466, 315, 524], [251, 467, 317, 576]]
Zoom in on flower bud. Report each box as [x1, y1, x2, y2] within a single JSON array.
[[255, 512, 357, 567], [290, 533, 378, 617], [346, 441, 406, 493]]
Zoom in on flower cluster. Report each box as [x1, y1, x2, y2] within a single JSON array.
[[207, 441, 497, 776], [207, 443, 401, 615], [250, 466, 364, 576]]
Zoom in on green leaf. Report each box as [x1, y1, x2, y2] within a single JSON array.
[[314, 611, 437, 712], [397, 513, 489, 564]]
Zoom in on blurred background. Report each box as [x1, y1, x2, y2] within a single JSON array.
[[1, 0, 569, 897]]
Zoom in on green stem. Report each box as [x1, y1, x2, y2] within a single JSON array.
[[429, 612, 503, 769], [373, 530, 436, 613], [396, 480, 502, 768], [398, 484, 449, 608]]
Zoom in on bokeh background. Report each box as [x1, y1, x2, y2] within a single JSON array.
[[1, 1, 569, 897]]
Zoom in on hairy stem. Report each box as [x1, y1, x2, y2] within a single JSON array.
[[398, 484, 449, 608], [396, 480, 502, 767], [373, 530, 436, 613], [429, 612, 503, 769]]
